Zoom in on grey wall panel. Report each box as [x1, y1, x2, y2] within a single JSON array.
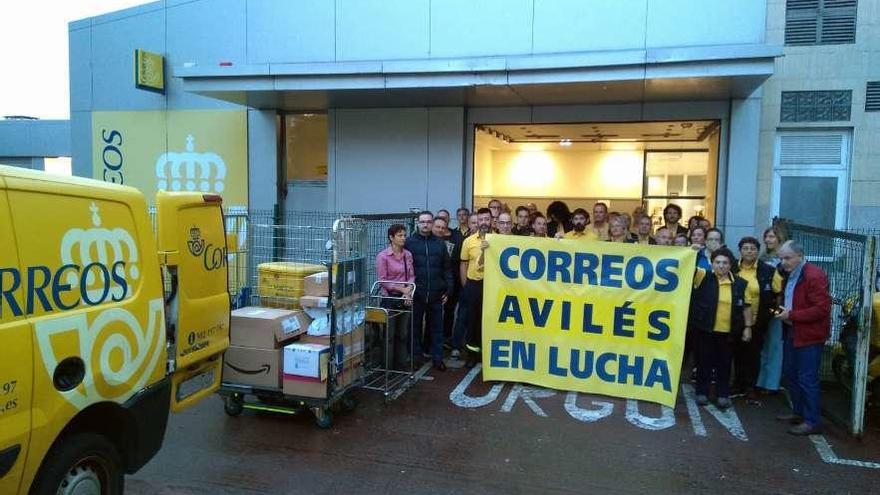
[[336, 0, 430, 61], [69, 27, 93, 112], [247, 0, 335, 64], [71, 111, 93, 178], [646, 0, 766, 48], [533, 0, 647, 53], [90, 10, 166, 110], [427, 108, 465, 213], [286, 182, 329, 211], [429, 0, 532, 58], [166, 0, 247, 109], [723, 97, 762, 246], [0, 121, 70, 157], [247, 109, 278, 211], [335, 108, 429, 213]]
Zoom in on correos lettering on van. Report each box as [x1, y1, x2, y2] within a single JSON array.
[[0, 203, 134, 317]]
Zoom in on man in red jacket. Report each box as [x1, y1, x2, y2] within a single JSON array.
[[774, 240, 832, 435]]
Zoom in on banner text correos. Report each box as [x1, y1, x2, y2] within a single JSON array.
[[482, 236, 696, 407]]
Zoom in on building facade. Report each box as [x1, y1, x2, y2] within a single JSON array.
[[69, 0, 783, 241], [758, 0, 880, 230]]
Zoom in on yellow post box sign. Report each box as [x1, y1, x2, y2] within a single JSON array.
[[135, 49, 165, 93], [92, 110, 248, 208]]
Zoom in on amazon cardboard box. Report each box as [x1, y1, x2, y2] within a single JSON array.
[[223, 346, 282, 390], [299, 295, 329, 310], [231, 307, 310, 348], [303, 271, 330, 297]]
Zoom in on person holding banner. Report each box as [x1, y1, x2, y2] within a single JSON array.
[[655, 226, 673, 246], [460, 208, 493, 368], [690, 247, 753, 409]]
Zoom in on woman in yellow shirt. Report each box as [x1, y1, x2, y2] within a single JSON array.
[[690, 247, 753, 409]]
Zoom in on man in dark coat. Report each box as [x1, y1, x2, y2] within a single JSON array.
[[774, 240, 832, 435], [405, 211, 453, 371]]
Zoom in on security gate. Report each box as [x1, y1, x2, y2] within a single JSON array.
[[774, 219, 877, 437]]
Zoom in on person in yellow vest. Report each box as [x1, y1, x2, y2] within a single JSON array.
[[556, 208, 593, 240], [690, 247, 754, 409], [458, 208, 493, 368], [633, 215, 657, 245], [590, 202, 611, 240]]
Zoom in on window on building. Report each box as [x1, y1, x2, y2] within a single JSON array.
[[785, 0, 857, 46], [284, 113, 328, 182], [780, 90, 852, 122], [772, 130, 851, 229], [643, 150, 712, 227], [866, 82, 880, 112]]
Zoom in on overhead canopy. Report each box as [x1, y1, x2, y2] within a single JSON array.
[[176, 44, 781, 110]]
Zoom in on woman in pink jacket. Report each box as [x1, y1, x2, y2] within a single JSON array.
[[376, 224, 416, 371]]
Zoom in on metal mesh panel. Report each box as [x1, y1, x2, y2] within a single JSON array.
[[774, 218, 877, 435]]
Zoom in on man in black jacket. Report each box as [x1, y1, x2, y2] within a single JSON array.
[[405, 211, 453, 371]]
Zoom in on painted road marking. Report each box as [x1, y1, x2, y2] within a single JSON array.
[[810, 435, 880, 469]]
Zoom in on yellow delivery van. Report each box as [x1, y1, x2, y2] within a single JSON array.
[[0, 165, 230, 494]]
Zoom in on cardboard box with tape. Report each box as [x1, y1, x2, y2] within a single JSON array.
[[230, 307, 311, 348], [303, 271, 329, 297]]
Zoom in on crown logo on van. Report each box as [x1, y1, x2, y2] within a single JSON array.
[[155, 135, 227, 194], [59, 202, 140, 302]]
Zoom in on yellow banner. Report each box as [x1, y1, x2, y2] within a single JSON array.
[[482, 235, 696, 407], [92, 110, 248, 208]]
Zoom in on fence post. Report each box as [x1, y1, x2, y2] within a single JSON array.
[[851, 235, 877, 437]]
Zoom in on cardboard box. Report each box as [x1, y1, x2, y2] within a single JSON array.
[[230, 307, 310, 348], [222, 346, 282, 390], [283, 343, 330, 380], [297, 325, 365, 364], [299, 295, 329, 310], [303, 271, 330, 297], [282, 359, 363, 398]]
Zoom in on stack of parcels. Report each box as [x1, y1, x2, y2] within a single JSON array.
[[282, 271, 366, 398], [223, 307, 311, 390]]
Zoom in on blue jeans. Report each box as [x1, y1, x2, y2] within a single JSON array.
[[757, 318, 783, 390], [782, 327, 824, 427], [413, 298, 444, 363]]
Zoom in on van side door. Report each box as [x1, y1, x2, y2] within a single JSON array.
[[156, 192, 230, 412], [0, 179, 32, 495]]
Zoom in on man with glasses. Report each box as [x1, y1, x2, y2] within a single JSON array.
[[405, 211, 453, 371]]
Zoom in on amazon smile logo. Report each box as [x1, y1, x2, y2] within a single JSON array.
[[225, 360, 271, 375]]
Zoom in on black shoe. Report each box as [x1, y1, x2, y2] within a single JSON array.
[[465, 358, 477, 369], [433, 360, 447, 371]]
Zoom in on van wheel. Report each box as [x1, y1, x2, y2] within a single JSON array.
[[30, 432, 123, 495]]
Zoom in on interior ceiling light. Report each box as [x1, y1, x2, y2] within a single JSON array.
[[559, 139, 572, 147]]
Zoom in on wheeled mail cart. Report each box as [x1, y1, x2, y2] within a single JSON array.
[[218, 211, 367, 428]]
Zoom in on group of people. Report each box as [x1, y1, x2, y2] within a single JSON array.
[[376, 199, 831, 436]]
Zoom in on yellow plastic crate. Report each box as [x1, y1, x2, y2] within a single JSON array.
[[257, 262, 326, 306]]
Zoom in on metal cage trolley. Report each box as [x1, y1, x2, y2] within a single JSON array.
[[218, 210, 368, 428], [362, 281, 418, 400]]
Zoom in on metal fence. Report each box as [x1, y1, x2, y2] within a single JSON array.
[[774, 218, 877, 437]]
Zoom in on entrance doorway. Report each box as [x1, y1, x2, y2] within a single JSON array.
[[472, 120, 721, 227]]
